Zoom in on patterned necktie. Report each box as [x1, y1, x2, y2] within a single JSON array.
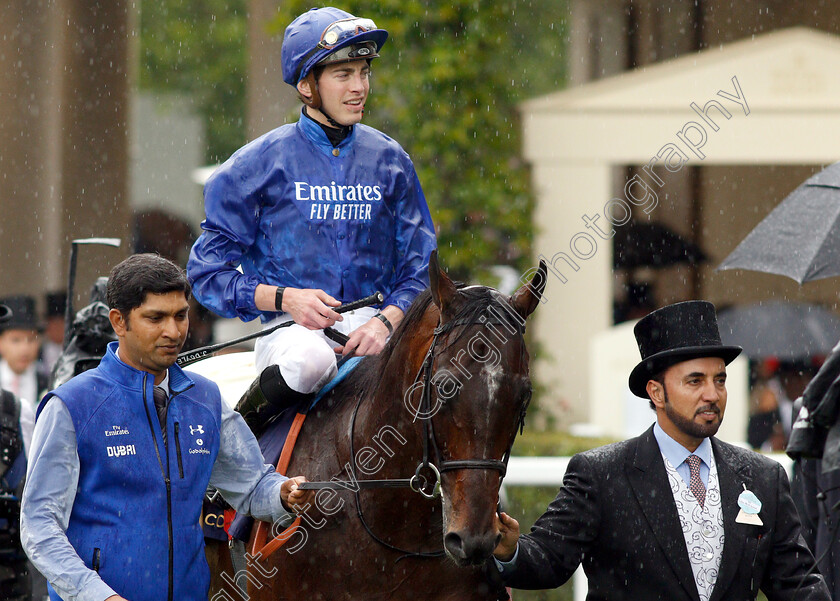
[[153, 386, 168, 446], [686, 454, 706, 508]]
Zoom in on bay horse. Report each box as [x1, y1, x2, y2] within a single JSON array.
[[225, 253, 546, 600]]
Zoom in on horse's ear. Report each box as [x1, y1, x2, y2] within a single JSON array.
[[510, 259, 547, 319], [429, 250, 457, 316]]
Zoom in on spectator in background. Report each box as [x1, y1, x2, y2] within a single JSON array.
[[775, 360, 818, 437], [0, 301, 45, 601], [40, 292, 66, 375], [748, 358, 819, 451], [614, 281, 656, 324], [0, 296, 48, 411]]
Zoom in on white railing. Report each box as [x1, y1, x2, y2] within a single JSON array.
[[506, 453, 792, 486]]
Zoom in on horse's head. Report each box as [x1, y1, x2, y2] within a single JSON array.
[[420, 251, 546, 566]]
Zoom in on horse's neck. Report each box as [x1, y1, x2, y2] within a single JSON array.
[[353, 313, 436, 467]]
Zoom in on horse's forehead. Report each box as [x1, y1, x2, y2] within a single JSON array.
[[458, 285, 502, 299], [450, 287, 514, 319]]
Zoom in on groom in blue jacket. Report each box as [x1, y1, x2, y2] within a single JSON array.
[[21, 254, 312, 601]]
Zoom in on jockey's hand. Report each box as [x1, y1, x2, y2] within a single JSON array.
[[281, 476, 316, 513], [493, 511, 520, 562], [282, 288, 342, 330], [335, 316, 389, 357], [105, 596, 129, 601]]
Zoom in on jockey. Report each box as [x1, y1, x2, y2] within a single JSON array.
[[187, 7, 437, 430]]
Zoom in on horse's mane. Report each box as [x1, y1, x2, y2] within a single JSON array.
[[330, 283, 501, 405], [329, 288, 435, 405]]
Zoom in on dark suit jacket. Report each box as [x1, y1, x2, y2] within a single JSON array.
[[793, 457, 840, 600], [503, 426, 829, 601]]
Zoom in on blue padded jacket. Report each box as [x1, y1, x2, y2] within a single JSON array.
[[40, 342, 222, 601]]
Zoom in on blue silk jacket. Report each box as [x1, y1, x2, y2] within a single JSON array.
[[187, 111, 437, 322]]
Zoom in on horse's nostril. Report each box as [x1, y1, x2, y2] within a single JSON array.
[[445, 531, 497, 564], [444, 532, 465, 558]]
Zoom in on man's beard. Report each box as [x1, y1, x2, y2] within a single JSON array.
[[662, 386, 722, 440]]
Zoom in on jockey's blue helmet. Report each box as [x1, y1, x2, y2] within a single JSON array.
[[281, 7, 389, 88]]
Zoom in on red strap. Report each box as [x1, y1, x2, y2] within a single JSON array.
[[277, 412, 307, 474], [250, 412, 307, 559], [223, 508, 236, 539]]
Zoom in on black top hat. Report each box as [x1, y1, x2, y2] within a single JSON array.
[[0, 295, 43, 333], [0, 304, 10, 325], [45, 291, 67, 318], [629, 300, 741, 398]]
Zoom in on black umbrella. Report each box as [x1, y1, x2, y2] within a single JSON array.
[[613, 221, 707, 270], [718, 301, 840, 361], [718, 162, 840, 283]]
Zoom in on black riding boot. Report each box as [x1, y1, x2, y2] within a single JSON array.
[[235, 365, 312, 436]]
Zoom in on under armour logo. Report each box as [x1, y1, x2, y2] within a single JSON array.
[[190, 425, 205, 435]]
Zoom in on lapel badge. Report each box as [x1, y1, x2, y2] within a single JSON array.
[[736, 484, 763, 525]]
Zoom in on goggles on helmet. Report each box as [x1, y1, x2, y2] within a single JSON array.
[[319, 17, 378, 49]]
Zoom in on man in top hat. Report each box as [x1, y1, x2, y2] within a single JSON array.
[[493, 300, 830, 600], [0, 296, 48, 411]]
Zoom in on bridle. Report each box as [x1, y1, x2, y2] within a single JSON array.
[[405, 309, 527, 498], [299, 298, 530, 559]]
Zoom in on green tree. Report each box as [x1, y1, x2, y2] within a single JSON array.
[[139, 0, 248, 163], [141, 1, 568, 279], [272, 1, 567, 279]]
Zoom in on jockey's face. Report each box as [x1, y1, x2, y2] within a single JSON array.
[[308, 60, 371, 127]]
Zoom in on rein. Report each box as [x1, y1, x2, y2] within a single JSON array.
[[297, 301, 529, 559]]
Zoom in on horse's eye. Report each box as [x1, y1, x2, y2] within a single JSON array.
[[434, 377, 461, 402]]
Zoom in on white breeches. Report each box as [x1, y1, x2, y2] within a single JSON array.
[[254, 306, 378, 394]]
